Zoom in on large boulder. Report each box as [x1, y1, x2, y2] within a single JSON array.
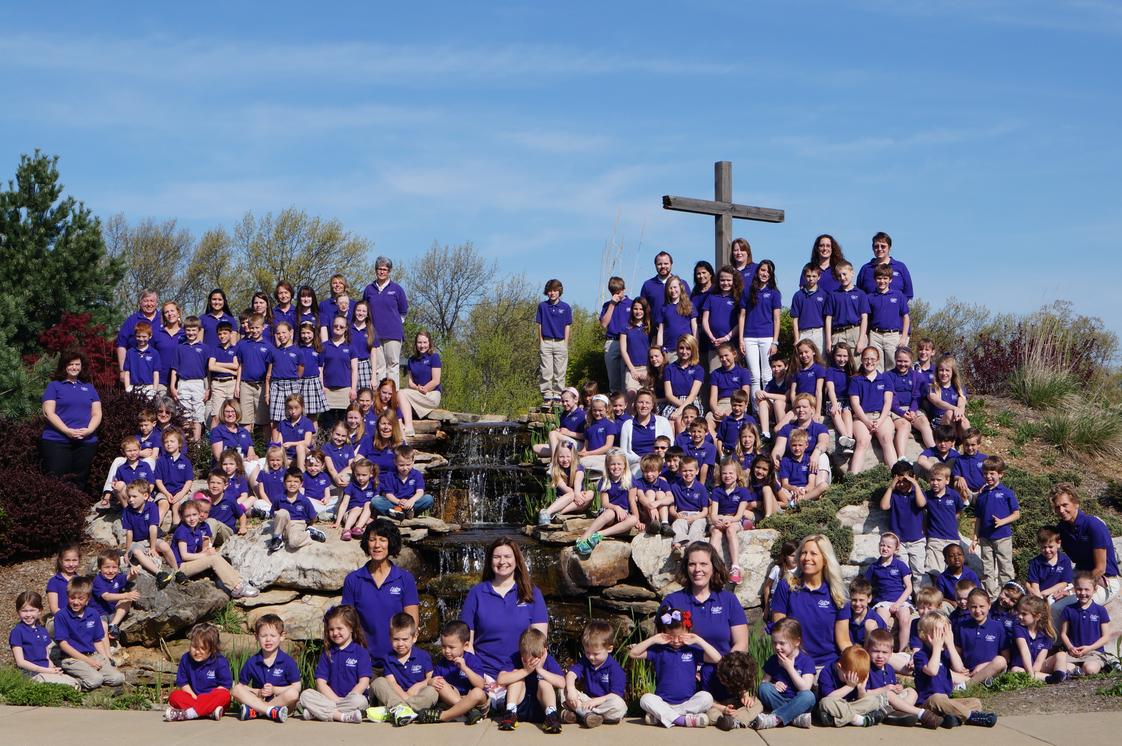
[[559, 542, 631, 589], [86, 509, 125, 545], [730, 529, 782, 609], [849, 533, 882, 565], [631, 534, 678, 593], [835, 504, 890, 534], [246, 594, 339, 640], [220, 525, 367, 591], [118, 573, 229, 647]]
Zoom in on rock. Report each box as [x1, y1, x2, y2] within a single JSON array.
[[538, 530, 584, 546], [479, 414, 508, 422], [849, 533, 882, 565], [726, 529, 782, 609], [835, 504, 890, 534], [840, 564, 861, 584], [562, 517, 596, 533], [118, 574, 230, 647], [400, 527, 429, 542], [237, 589, 299, 608], [246, 595, 339, 640], [604, 584, 658, 601], [631, 534, 679, 592], [598, 597, 662, 615], [86, 510, 125, 545], [427, 409, 458, 424], [1113, 537, 1122, 562], [218, 632, 265, 656], [119, 645, 178, 675], [559, 542, 631, 588], [401, 516, 459, 534], [220, 525, 369, 591], [417, 594, 441, 642]]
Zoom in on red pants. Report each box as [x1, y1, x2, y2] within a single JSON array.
[[169, 688, 231, 714]]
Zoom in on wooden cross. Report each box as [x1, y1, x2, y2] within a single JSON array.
[[662, 161, 784, 268]]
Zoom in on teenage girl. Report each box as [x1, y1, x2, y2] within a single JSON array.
[[849, 347, 898, 474], [789, 340, 826, 421], [825, 342, 857, 451], [351, 301, 376, 390], [646, 346, 667, 407], [296, 285, 320, 329], [700, 265, 744, 372], [662, 335, 705, 433], [320, 314, 358, 430], [537, 442, 594, 525], [621, 297, 653, 395], [251, 292, 274, 340], [343, 404, 365, 447], [739, 260, 782, 405], [273, 281, 296, 330], [201, 288, 237, 344], [658, 276, 697, 356], [926, 354, 971, 439], [298, 321, 328, 422]]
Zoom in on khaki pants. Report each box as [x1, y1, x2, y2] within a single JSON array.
[[378, 340, 402, 386], [603, 339, 623, 394], [901, 539, 926, 590], [206, 518, 234, 547], [672, 514, 708, 545], [272, 512, 311, 549], [924, 693, 981, 719], [815, 692, 888, 726], [979, 536, 1014, 597], [61, 654, 125, 690], [179, 553, 242, 590], [371, 676, 439, 710], [567, 692, 628, 721], [639, 692, 713, 728], [209, 379, 236, 420], [399, 388, 441, 418], [797, 328, 826, 353], [707, 699, 763, 726], [539, 339, 569, 400], [832, 326, 862, 353], [925, 538, 958, 576], [239, 381, 269, 425], [299, 689, 368, 721], [869, 331, 901, 372], [29, 671, 81, 689]]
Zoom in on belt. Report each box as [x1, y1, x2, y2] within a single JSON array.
[[833, 324, 856, 332], [211, 375, 234, 382], [542, 337, 565, 341], [871, 327, 901, 333]]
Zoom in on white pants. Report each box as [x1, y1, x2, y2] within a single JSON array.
[[299, 690, 367, 721], [672, 513, 709, 545], [177, 379, 207, 423], [377, 340, 402, 386], [640, 691, 713, 727], [742, 337, 773, 404], [566, 692, 628, 721]]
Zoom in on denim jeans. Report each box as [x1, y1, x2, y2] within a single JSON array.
[[758, 681, 815, 724], [370, 493, 434, 516]]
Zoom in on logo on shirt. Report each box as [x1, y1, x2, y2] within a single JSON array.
[[206, 670, 216, 680], [345, 657, 359, 667], [984, 634, 997, 642], [389, 586, 402, 596], [711, 606, 723, 614], [680, 651, 695, 663], [817, 599, 832, 609], [1090, 613, 1101, 622]]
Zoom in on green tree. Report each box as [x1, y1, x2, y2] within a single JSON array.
[[0, 151, 123, 356]]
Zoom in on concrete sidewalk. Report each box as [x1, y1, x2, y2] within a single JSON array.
[[0, 705, 1114, 745]]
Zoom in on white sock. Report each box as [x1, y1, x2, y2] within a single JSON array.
[[185, 708, 199, 720]]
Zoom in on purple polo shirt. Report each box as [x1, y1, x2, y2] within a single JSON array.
[[659, 303, 697, 351], [887, 368, 924, 414], [278, 416, 316, 457], [641, 275, 679, 322], [268, 344, 302, 379], [177, 652, 232, 693], [124, 346, 160, 385], [790, 287, 828, 329], [90, 572, 128, 617], [664, 587, 747, 693], [207, 342, 237, 381], [627, 415, 659, 456], [172, 521, 211, 564], [848, 607, 887, 647], [116, 310, 163, 350], [155, 451, 193, 494], [857, 257, 914, 300], [622, 323, 651, 367], [778, 453, 811, 488], [209, 495, 244, 531], [777, 420, 829, 456], [865, 557, 911, 605], [762, 650, 816, 699], [323, 442, 355, 473], [633, 474, 670, 492], [568, 654, 627, 698], [803, 267, 841, 295], [236, 337, 273, 383], [460, 582, 549, 677], [952, 452, 988, 492], [1028, 553, 1074, 589], [935, 566, 980, 601], [741, 287, 782, 337], [121, 500, 160, 539], [536, 299, 573, 340], [407, 352, 441, 391], [771, 578, 850, 666], [54, 605, 105, 654], [712, 485, 751, 515], [384, 648, 433, 689], [711, 364, 750, 399], [210, 425, 255, 457], [153, 326, 185, 385], [925, 488, 965, 541], [257, 467, 286, 502], [887, 489, 926, 543], [358, 439, 396, 478], [302, 471, 331, 501], [849, 372, 891, 413], [584, 418, 618, 452], [173, 341, 208, 381], [956, 616, 1009, 667], [1062, 601, 1111, 650], [929, 385, 965, 423], [867, 662, 897, 691], [867, 289, 909, 331], [684, 439, 716, 469], [382, 468, 425, 498], [716, 411, 756, 451], [600, 478, 630, 511], [362, 280, 409, 342], [664, 362, 704, 399], [793, 363, 826, 396], [200, 311, 237, 344], [341, 563, 420, 668], [46, 573, 71, 604], [1014, 626, 1053, 663], [671, 480, 709, 513], [817, 659, 861, 701], [298, 345, 320, 378], [648, 643, 704, 705], [320, 340, 357, 389], [433, 651, 485, 695], [1060, 511, 1120, 577], [343, 481, 376, 509], [825, 366, 850, 405], [318, 297, 353, 327], [272, 494, 318, 523], [975, 484, 1019, 540], [920, 446, 959, 465], [913, 647, 952, 705], [239, 649, 301, 689], [114, 459, 154, 486], [598, 296, 633, 340], [827, 287, 869, 328], [9, 623, 52, 668], [703, 292, 741, 339], [315, 640, 372, 695]]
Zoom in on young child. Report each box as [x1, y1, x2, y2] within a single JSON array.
[[917, 425, 959, 477], [746, 453, 780, 517], [46, 545, 81, 614], [706, 343, 750, 430], [879, 460, 927, 589], [632, 605, 720, 728], [922, 463, 965, 576], [267, 468, 327, 553], [847, 578, 888, 648], [9, 591, 80, 688], [375, 445, 434, 519], [207, 321, 239, 428], [102, 436, 154, 509], [575, 449, 638, 557], [789, 339, 826, 421], [1011, 596, 1066, 683], [754, 353, 790, 438], [952, 427, 987, 501], [273, 393, 315, 470], [971, 455, 1020, 596], [173, 499, 258, 598], [539, 443, 594, 525], [370, 613, 437, 725], [668, 456, 710, 553], [609, 391, 631, 427], [235, 314, 272, 434], [888, 346, 935, 455], [683, 418, 717, 485], [336, 458, 377, 540], [904, 588, 946, 668], [752, 617, 815, 730], [825, 261, 868, 355], [298, 604, 371, 723], [992, 581, 1026, 639], [495, 628, 567, 733], [777, 429, 829, 507], [577, 395, 617, 473], [715, 390, 755, 460], [814, 645, 889, 728], [415, 621, 487, 725], [633, 453, 674, 537], [1058, 571, 1113, 676], [762, 541, 798, 617], [865, 532, 914, 651], [90, 549, 138, 641], [253, 445, 288, 513], [914, 337, 937, 388], [218, 448, 252, 510], [537, 278, 572, 406], [709, 458, 752, 583], [123, 321, 160, 395], [951, 578, 978, 635], [533, 387, 585, 458], [1027, 527, 1075, 603], [848, 346, 897, 473], [934, 544, 980, 612], [790, 263, 828, 352], [302, 450, 334, 517], [231, 613, 299, 722], [926, 354, 971, 439], [954, 588, 1010, 685], [170, 316, 210, 442], [866, 265, 910, 372], [121, 480, 177, 589], [323, 420, 357, 492], [154, 426, 193, 525], [165, 623, 233, 721], [913, 612, 996, 728], [825, 342, 857, 451], [53, 576, 126, 691], [864, 628, 941, 728], [562, 620, 628, 728], [710, 651, 762, 731], [202, 469, 246, 545], [297, 321, 328, 422]]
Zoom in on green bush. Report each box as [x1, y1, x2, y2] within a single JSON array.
[[566, 307, 607, 391], [0, 667, 83, 707], [1009, 364, 1077, 410], [109, 692, 153, 710], [1038, 399, 1122, 459]]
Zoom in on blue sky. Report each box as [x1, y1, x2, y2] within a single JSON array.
[[3, 1, 1121, 335]]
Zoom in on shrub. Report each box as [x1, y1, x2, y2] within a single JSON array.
[[36, 312, 119, 392], [1008, 365, 1077, 410], [108, 692, 153, 710], [89, 387, 188, 496], [759, 501, 853, 566], [0, 667, 83, 707], [567, 307, 607, 392], [0, 466, 90, 562], [1037, 399, 1122, 459]]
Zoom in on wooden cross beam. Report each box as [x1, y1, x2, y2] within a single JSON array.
[[662, 161, 784, 268]]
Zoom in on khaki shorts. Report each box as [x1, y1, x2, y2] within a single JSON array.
[[239, 381, 269, 425], [209, 379, 236, 419]]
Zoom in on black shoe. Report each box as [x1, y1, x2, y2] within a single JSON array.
[[966, 711, 997, 728], [716, 714, 741, 731], [882, 711, 918, 727], [497, 711, 517, 731], [659, 522, 674, 538], [465, 707, 484, 725], [861, 709, 886, 727], [267, 536, 284, 554], [542, 711, 561, 734], [175, 571, 189, 584], [1045, 670, 1068, 684], [644, 522, 658, 536], [941, 715, 962, 728], [415, 707, 443, 724], [155, 571, 172, 589]]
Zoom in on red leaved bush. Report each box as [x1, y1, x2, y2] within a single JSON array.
[[0, 466, 90, 563], [35, 312, 119, 391]]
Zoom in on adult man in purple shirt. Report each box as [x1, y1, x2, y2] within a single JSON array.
[[115, 289, 162, 385], [640, 252, 690, 323], [361, 256, 409, 385]]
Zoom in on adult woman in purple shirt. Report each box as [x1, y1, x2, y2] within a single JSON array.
[[40, 350, 102, 492]]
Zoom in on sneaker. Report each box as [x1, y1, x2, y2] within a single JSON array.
[[267, 536, 284, 554], [237, 583, 260, 598], [952, 681, 967, 692], [538, 510, 552, 527], [582, 713, 603, 728], [752, 713, 780, 730], [542, 711, 562, 734], [365, 706, 388, 723], [390, 704, 417, 726], [156, 571, 172, 589], [729, 566, 743, 585], [175, 571, 189, 584], [108, 624, 120, 640], [588, 531, 603, 548], [659, 522, 674, 538], [211, 706, 224, 720], [559, 710, 578, 725], [644, 521, 659, 535], [838, 435, 856, 449], [966, 711, 997, 728], [268, 706, 287, 723], [164, 707, 188, 721], [643, 713, 659, 726], [402, 508, 415, 520], [239, 704, 257, 721], [575, 539, 592, 557], [941, 714, 962, 728], [716, 714, 743, 730], [1046, 670, 1068, 684], [307, 526, 327, 542], [858, 710, 885, 727], [790, 713, 811, 728], [415, 707, 444, 724], [681, 714, 709, 728], [498, 711, 518, 731], [465, 707, 485, 725], [342, 710, 364, 724], [918, 710, 942, 729], [982, 677, 994, 688]]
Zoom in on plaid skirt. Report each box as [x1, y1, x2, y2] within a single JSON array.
[[300, 376, 328, 415], [357, 358, 373, 389], [269, 378, 303, 422]]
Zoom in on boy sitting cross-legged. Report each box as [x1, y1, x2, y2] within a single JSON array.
[[231, 613, 300, 722]]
